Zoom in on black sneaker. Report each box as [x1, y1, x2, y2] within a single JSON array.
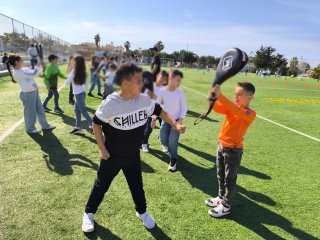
[[69, 101, 75, 105], [54, 108, 64, 114], [168, 159, 177, 172], [44, 106, 51, 112], [70, 128, 82, 134], [88, 93, 94, 97], [97, 93, 103, 97]]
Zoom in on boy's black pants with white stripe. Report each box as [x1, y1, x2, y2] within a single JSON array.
[[85, 155, 147, 214]]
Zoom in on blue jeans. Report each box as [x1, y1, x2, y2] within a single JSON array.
[[43, 88, 60, 109], [74, 92, 92, 128], [102, 84, 114, 100], [30, 58, 38, 69], [159, 121, 180, 160], [88, 69, 101, 94], [19, 90, 50, 132], [142, 117, 153, 144]]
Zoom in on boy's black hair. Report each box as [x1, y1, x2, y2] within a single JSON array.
[[48, 54, 58, 62], [30, 44, 35, 47], [109, 63, 117, 70], [237, 82, 255, 95], [170, 69, 183, 78], [114, 63, 142, 86], [160, 70, 168, 78]]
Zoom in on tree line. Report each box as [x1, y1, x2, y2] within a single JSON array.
[[123, 40, 320, 79]]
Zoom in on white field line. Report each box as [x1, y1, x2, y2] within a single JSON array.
[[182, 85, 320, 143], [0, 84, 65, 143]]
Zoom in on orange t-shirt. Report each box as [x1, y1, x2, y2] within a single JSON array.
[[213, 94, 256, 148]]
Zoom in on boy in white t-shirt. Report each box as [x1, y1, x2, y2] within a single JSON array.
[[141, 70, 168, 153], [99, 63, 117, 100], [158, 69, 187, 171]]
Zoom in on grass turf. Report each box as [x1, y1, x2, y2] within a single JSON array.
[[0, 65, 319, 239]]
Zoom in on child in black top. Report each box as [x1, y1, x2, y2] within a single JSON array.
[[82, 63, 186, 232]]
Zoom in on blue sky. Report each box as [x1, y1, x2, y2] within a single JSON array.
[[1, 0, 319, 66]]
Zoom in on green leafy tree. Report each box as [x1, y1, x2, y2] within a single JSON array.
[[253, 46, 276, 70], [198, 56, 207, 68], [272, 53, 288, 75], [1, 32, 30, 51], [287, 57, 299, 77]]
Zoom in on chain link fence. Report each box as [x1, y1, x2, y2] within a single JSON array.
[[0, 13, 71, 58]]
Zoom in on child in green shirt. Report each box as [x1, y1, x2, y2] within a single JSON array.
[[43, 54, 66, 113]]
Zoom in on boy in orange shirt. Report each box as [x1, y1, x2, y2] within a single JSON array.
[[205, 82, 256, 217]]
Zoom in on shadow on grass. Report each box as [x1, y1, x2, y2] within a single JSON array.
[[140, 160, 155, 173], [28, 130, 98, 175], [179, 142, 215, 162], [179, 142, 271, 180], [46, 111, 94, 130], [84, 222, 121, 240], [83, 223, 172, 240], [229, 193, 318, 240], [146, 225, 172, 240], [150, 148, 317, 239], [186, 109, 219, 123]]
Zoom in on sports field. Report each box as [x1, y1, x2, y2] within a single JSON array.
[[0, 65, 319, 239]]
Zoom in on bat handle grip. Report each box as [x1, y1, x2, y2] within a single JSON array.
[[209, 92, 217, 103]]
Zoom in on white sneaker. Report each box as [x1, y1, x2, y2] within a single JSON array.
[[208, 203, 230, 218], [28, 129, 41, 134], [82, 213, 94, 233], [205, 196, 222, 207], [136, 211, 156, 229], [141, 144, 149, 153], [161, 145, 169, 153], [70, 128, 82, 134], [43, 124, 56, 130], [168, 160, 177, 172]]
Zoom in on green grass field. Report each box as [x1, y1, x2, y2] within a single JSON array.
[[0, 65, 320, 240]]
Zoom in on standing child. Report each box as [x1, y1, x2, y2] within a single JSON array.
[[65, 56, 93, 134], [141, 70, 168, 153], [158, 70, 187, 171], [205, 82, 256, 217], [6, 55, 55, 133], [88, 56, 102, 97], [42, 54, 66, 113], [82, 63, 186, 233], [98, 63, 117, 100]]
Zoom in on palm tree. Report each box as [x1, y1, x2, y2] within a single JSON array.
[[124, 41, 131, 52], [154, 41, 164, 52], [94, 33, 100, 49]]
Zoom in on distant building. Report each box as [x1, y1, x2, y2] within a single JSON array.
[[70, 42, 125, 59]]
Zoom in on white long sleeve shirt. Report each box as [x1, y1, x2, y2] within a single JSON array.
[[65, 71, 88, 95], [13, 67, 41, 92], [158, 87, 187, 120]]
